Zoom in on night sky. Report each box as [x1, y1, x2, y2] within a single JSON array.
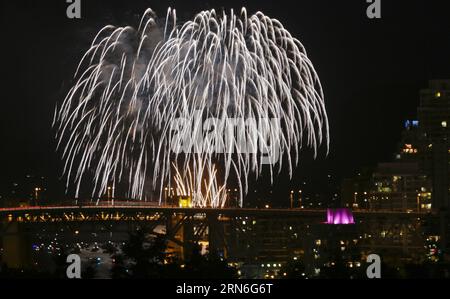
[[1, 0, 450, 204]]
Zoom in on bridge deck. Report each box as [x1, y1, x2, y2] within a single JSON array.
[[0, 205, 432, 218]]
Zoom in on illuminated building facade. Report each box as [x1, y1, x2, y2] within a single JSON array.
[[342, 162, 432, 212], [417, 80, 450, 211], [370, 162, 432, 212], [342, 80, 450, 259], [343, 80, 450, 213]]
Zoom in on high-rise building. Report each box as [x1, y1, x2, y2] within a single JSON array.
[[417, 80, 450, 211], [343, 80, 450, 214], [341, 80, 450, 258], [417, 80, 450, 258]]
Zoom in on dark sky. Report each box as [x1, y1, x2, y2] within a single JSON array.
[[1, 0, 450, 202]]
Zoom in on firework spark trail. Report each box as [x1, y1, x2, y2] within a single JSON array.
[[54, 7, 329, 208]]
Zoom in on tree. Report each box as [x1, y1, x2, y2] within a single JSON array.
[[115, 229, 238, 279], [182, 244, 238, 279]]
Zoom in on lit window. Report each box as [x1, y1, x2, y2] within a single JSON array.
[[442, 121, 447, 128], [421, 203, 432, 210], [403, 144, 418, 154], [436, 91, 441, 98]]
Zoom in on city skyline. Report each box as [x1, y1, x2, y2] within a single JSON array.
[[2, 0, 450, 204], [1, 0, 450, 283]]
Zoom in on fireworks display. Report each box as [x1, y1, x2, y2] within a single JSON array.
[[54, 7, 329, 207]]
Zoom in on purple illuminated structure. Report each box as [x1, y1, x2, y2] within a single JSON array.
[[326, 208, 355, 225]]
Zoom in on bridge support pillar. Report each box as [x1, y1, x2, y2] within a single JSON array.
[[165, 213, 194, 261], [182, 218, 194, 260], [207, 212, 226, 258], [1, 222, 31, 269]]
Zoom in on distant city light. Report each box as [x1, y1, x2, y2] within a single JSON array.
[[404, 120, 419, 129]]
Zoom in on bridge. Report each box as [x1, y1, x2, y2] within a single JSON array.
[[0, 204, 431, 222], [0, 204, 437, 271], [0, 205, 326, 219]]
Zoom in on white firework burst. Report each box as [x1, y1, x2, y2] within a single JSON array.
[[54, 7, 329, 208]]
